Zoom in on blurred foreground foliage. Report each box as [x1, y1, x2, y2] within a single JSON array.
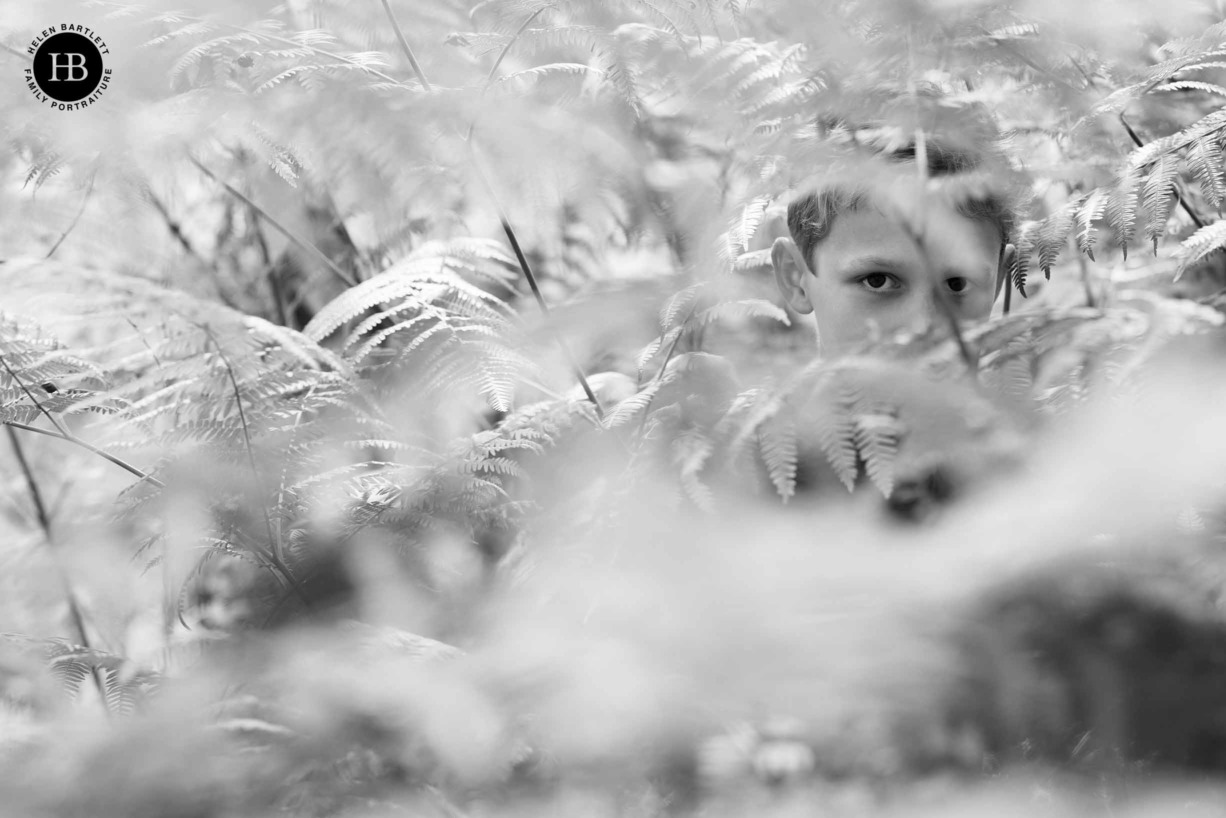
[[7, 0, 1226, 815]]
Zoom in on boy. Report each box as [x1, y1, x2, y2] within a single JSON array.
[[770, 142, 1018, 356]]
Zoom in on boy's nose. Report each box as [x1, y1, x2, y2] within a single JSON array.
[[909, 285, 941, 334]]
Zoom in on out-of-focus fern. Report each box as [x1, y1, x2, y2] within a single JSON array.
[[756, 410, 799, 502], [303, 239, 534, 413], [637, 283, 789, 374], [0, 316, 117, 425], [0, 261, 407, 623], [725, 360, 913, 501], [373, 395, 599, 549], [1, 634, 157, 717]]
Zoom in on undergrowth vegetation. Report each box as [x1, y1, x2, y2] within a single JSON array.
[[6, 0, 1226, 815]]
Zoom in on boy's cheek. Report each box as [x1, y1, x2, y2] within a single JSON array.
[[815, 304, 884, 351], [955, 292, 995, 323], [814, 288, 994, 353], [828, 300, 932, 347]]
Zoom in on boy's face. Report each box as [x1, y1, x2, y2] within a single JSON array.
[[772, 198, 1005, 356]]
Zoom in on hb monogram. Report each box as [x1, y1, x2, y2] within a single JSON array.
[[47, 53, 89, 82]]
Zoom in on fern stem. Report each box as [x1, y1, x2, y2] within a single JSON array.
[[655, 303, 697, 381], [5, 427, 111, 709], [1074, 235, 1097, 308], [1118, 114, 1207, 230], [377, 0, 431, 91], [484, 9, 545, 90], [468, 143, 605, 418], [319, 194, 368, 282], [144, 189, 244, 316], [460, 9, 545, 146], [500, 211, 605, 417], [144, 186, 204, 260], [189, 157, 358, 289], [45, 170, 96, 260], [199, 327, 290, 576], [635, 299, 700, 435], [252, 224, 291, 328], [903, 126, 975, 370], [273, 385, 318, 567], [913, 230, 976, 370], [3, 421, 165, 488]]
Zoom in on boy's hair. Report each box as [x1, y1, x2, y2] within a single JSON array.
[[786, 140, 1018, 269]]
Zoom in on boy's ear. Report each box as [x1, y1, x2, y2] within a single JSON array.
[[994, 242, 1016, 300], [772, 236, 815, 315]]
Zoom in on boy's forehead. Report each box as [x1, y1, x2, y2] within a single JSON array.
[[816, 201, 1000, 274], [797, 163, 1008, 235]]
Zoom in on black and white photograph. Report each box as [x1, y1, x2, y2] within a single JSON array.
[[5, 0, 1226, 815]]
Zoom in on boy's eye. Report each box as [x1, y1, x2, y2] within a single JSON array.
[[946, 277, 969, 293], [859, 273, 901, 292]]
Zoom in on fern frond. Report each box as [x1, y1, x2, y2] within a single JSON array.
[[757, 410, 798, 502], [168, 31, 261, 86], [40, 639, 154, 714], [1140, 153, 1181, 253], [305, 257, 513, 345], [812, 380, 859, 492], [1034, 199, 1080, 278], [0, 315, 115, 423], [602, 43, 646, 117], [696, 299, 790, 328], [731, 249, 773, 273], [1009, 223, 1036, 297], [494, 62, 606, 86], [636, 326, 679, 373], [459, 455, 525, 477], [1075, 189, 1110, 260], [630, 0, 691, 43], [1175, 220, 1226, 276], [255, 58, 393, 93], [1105, 171, 1142, 259], [1188, 136, 1226, 213], [1092, 48, 1226, 115], [139, 19, 222, 49], [602, 381, 665, 429], [659, 284, 703, 330], [22, 149, 66, 192], [986, 338, 1036, 403], [1156, 80, 1226, 97], [853, 406, 901, 498], [724, 196, 771, 257], [674, 429, 715, 511], [448, 25, 605, 58]]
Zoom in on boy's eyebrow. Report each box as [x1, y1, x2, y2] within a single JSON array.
[[839, 254, 912, 272]]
